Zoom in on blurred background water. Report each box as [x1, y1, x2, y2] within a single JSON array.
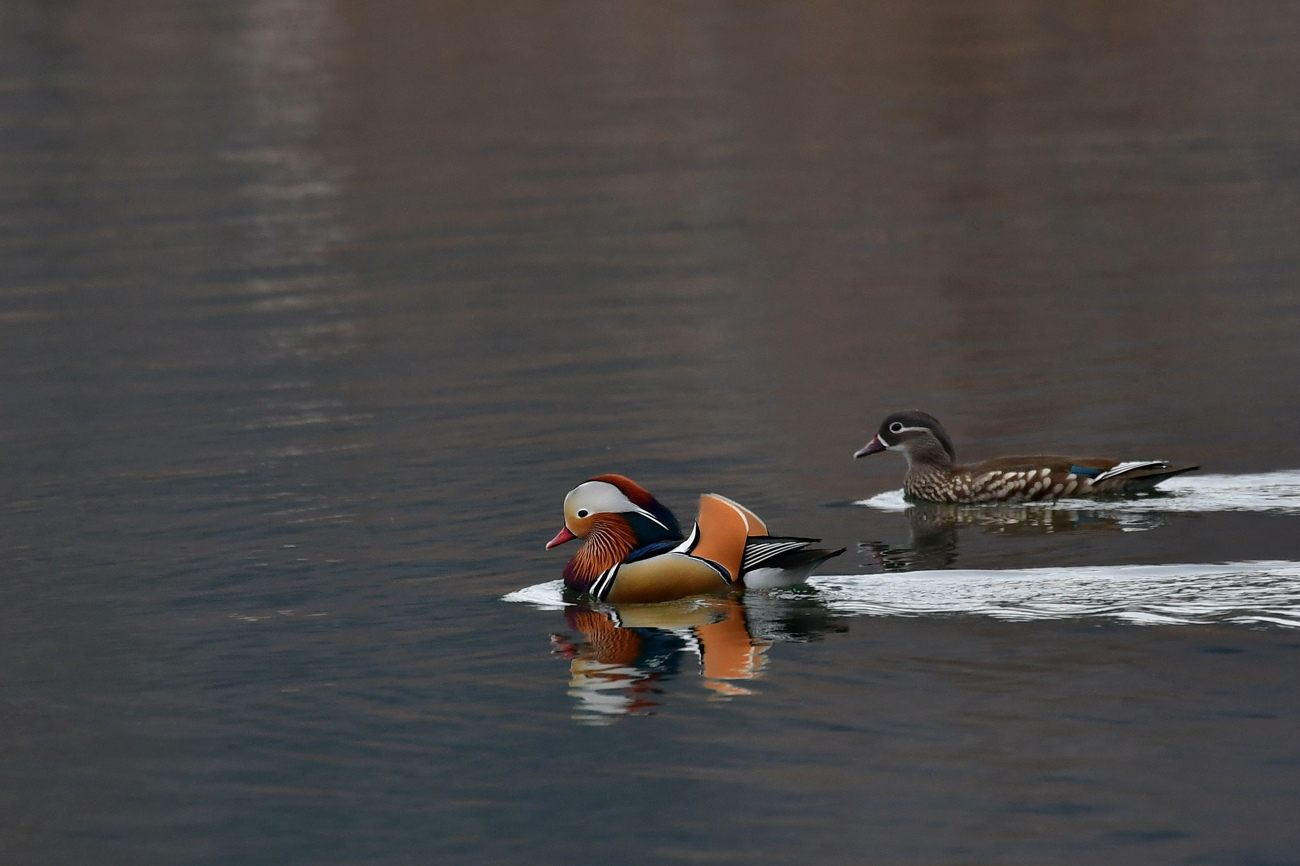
[[2, 1, 1299, 864]]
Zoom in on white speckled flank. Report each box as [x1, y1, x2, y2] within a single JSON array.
[[905, 464, 1074, 503], [899, 458, 1195, 503]]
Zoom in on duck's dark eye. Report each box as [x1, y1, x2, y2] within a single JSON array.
[[889, 422, 903, 434], [577, 509, 589, 518]]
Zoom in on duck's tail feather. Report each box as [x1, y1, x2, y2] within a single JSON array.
[[1095, 461, 1200, 491], [740, 537, 844, 588], [741, 536, 821, 571]]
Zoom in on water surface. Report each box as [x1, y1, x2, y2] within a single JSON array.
[[2, 1, 1300, 864]]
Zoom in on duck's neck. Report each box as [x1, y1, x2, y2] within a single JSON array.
[[563, 516, 640, 592], [903, 439, 955, 474]]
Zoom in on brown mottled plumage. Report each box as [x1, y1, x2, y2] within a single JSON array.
[[854, 411, 1199, 504]]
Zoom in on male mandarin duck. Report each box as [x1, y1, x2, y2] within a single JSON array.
[[854, 410, 1199, 504], [546, 474, 843, 603]]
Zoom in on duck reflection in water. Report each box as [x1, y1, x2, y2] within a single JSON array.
[[862, 501, 1165, 572], [548, 594, 845, 724]]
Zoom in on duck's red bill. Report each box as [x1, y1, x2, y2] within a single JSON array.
[[854, 435, 887, 458], [545, 526, 577, 549]]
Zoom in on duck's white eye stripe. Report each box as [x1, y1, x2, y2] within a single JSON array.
[[632, 507, 670, 531], [889, 422, 903, 433]]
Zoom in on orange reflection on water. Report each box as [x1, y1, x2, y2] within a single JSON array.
[[549, 598, 769, 724]]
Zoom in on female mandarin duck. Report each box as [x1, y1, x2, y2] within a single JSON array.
[[546, 474, 843, 603], [854, 410, 1199, 504]]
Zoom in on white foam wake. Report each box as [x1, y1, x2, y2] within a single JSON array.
[[505, 561, 1300, 627], [502, 580, 569, 611], [856, 470, 1300, 515], [802, 560, 1300, 627]]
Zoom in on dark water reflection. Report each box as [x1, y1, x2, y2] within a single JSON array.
[[547, 594, 847, 723], [861, 499, 1164, 571], [4, 0, 1300, 863]]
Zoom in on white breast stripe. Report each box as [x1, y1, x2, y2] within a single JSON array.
[[592, 564, 620, 600], [671, 524, 700, 555]]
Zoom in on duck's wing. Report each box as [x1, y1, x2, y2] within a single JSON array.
[[682, 494, 754, 582], [726, 498, 769, 536], [967, 455, 1093, 474], [623, 539, 682, 563]]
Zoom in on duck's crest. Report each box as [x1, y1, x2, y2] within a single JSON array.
[[589, 474, 656, 506], [588, 473, 682, 537]]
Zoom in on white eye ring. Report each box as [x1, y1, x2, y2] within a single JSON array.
[[888, 422, 903, 434], [576, 509, 589, 518]]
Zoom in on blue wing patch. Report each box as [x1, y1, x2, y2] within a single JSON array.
[[623, 540, 680, 563], [1070, 465, 1102, 478]]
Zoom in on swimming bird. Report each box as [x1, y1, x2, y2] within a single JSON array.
[[853, 410, 1198, 504], [546, 474, 843, 603]]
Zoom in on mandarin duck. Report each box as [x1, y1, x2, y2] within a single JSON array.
[[546, 474, 843, 603], [854, 410, 1199, 504]]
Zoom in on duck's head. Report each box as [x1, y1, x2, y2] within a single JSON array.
[[546, 475, 683, 589], [854, 410, 956, 468], [546, 474, 681, 549]]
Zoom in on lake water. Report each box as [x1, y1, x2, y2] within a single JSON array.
[[2, 1, 1299, 863]]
